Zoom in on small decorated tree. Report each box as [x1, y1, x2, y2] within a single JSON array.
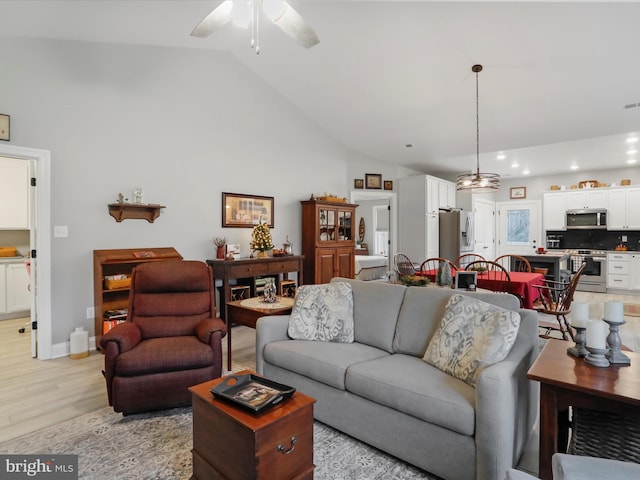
[[251, 221, 274, 257]]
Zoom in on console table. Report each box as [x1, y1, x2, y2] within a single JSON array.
[[527, 339, 640, 480], [206, 256, 304, 370]]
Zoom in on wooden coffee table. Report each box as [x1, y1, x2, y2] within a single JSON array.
[[527, 339, 640, 480], [189, 370, 315, 480]]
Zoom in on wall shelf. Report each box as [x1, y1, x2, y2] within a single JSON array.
[[108, 203, 165, 223]]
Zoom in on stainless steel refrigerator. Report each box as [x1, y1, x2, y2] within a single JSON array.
[[439, 210, 474, 263]]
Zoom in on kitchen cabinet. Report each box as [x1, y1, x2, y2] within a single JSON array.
[[301, 199, 357, 284], [607, 252, 640, 292], [607, 188, 640, 230], [543, 192, 567, 231], [398, 175, 455, 262], [0, 259, 30, 317], [565, 190, 607, 210], [0, 156, 30, 229]]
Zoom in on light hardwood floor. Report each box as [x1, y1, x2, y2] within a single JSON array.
[[0, 318, 257, 444]]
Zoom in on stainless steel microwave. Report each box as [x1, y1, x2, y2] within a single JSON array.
[[565, 209, 607, 230]]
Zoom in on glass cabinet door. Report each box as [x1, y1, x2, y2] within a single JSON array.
[[338, 210, 352, 241], [319, 208, 336, 242]]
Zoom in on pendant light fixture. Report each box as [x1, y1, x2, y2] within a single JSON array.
[[456, 64, 500, 193]]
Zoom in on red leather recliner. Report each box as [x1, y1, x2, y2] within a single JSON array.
[[100, 260, 226, 414]]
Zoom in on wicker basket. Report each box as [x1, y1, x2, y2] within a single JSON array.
[[104, 277, 131, 290], [570, 408, 640, 463]]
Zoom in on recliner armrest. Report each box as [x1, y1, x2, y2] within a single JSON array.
[[196, 317, 227, 344], [100, 321, 142, 354]]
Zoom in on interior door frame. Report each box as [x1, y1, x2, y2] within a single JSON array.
[[0, 144, 51, 359], [350, 190, 397, 264]]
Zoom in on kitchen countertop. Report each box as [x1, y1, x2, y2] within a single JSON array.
[[0, 256, 26, 263]]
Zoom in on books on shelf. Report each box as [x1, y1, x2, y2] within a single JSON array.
[[103, 308, 128, 334]]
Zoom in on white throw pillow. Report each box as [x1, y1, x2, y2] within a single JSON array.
[[288, 282, 354, 343], [423, 293, 520, 387]]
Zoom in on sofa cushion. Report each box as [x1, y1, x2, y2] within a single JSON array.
[[263, 340, 389, 390], [423, 294, 521, 387], [393, 287, 521, 357], [345, 353, 476, 436], [331, 278, 406, 353], [288, 282, 354, 342]]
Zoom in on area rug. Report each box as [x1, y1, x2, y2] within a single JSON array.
[[0, 406, 438, 480]]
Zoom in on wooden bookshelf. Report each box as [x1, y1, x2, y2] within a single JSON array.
[[93, 247, 182, 350]]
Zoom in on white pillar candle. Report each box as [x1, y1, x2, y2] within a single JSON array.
[[603, 301, 624, 324], [570, 301, 589, 328], [586, 319, 607, 350]]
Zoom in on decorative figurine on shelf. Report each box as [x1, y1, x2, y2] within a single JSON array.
[[133, 187, 143, 204], [250, 220, 274, 258], [263, 278, 277, 303], [212, 237, 227, 259]]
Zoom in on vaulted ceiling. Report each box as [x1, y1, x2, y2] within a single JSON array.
[[1, 0, 639, 179]]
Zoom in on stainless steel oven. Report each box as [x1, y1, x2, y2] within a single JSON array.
[[569, 249, 607, 293]]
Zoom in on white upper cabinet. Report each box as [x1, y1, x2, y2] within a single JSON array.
[[0, 156, 30, 229], [543, 192, 567, 231], [608, 187, 640, 230], [565, 190, 607, 210]]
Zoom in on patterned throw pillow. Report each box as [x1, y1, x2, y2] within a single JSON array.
[[423, 293, 520, 387], [288, 282, 354, 343]]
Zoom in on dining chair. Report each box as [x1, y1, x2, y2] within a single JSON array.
[[455, 253, 486, 269], [495, 254, 532, 272], [465, 260, 513, 296], [419, 258, 458, 284], [532, 262, 587, 341], [393, 253, 417, 276]]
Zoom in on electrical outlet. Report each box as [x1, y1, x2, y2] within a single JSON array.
[[622, 235, 628, 242], [86, 307, 95, 319]]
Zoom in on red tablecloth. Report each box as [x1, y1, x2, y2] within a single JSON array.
[[417, 270, 545, 309]]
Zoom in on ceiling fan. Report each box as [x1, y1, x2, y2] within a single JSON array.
[[191, 0, 320, 54]]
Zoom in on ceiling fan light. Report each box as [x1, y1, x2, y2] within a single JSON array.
[[230, 1, 252, 28], [262, 0, 287, 21]]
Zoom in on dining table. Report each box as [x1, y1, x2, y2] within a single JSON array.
[[417, 269, 545, 309]]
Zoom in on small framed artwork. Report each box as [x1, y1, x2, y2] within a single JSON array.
[[0, 114, 9, 141], [383, 180, 393, 191], [510, 187, 526, 199], [222, 192, 274, 228], [354, 178, 364, 189], [455, 271, 477, 291], [365, 173, 382, 189]]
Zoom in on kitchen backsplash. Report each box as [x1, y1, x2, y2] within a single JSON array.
[[546, 229, 640, 251]]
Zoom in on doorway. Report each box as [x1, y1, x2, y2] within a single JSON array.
[[496, 200, 542, 258], [0, 144, 51, 359], [350, 190, 397, 264]]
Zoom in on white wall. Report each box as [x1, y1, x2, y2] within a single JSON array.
[[0, 36, 369, 346]]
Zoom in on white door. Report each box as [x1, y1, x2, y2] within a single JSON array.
[[473, 198, 495, 260], [496, 200, 542, 257]]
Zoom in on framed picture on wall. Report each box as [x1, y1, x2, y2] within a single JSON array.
[[222, 192, 274, 228], [365, 173, 382, 189], [0, 114, 9, 141], [354, 178, 364, 189], [510, 187, 526, 199], [383, 180, 393, 190]]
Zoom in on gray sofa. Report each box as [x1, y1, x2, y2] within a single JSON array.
[[256, 278, 540, 480]]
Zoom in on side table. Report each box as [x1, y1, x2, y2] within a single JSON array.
[[189, 371, 316, 480], [527, 339, 640, 480]]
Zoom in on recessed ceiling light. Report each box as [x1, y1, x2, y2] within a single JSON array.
[[627, 159, 637, 165], [626, 136, 639, 144], [497, 153, 506, 160], [511, 162, 519, 168], [405, 144, 413, 148], [627, 149, 637, 155], [522, 169, 530, 175], [570, 165, 579, 170]]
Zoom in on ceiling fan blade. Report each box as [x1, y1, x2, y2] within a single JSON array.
[[191, 0, 233, 38], [271, 2, 320, 49]]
